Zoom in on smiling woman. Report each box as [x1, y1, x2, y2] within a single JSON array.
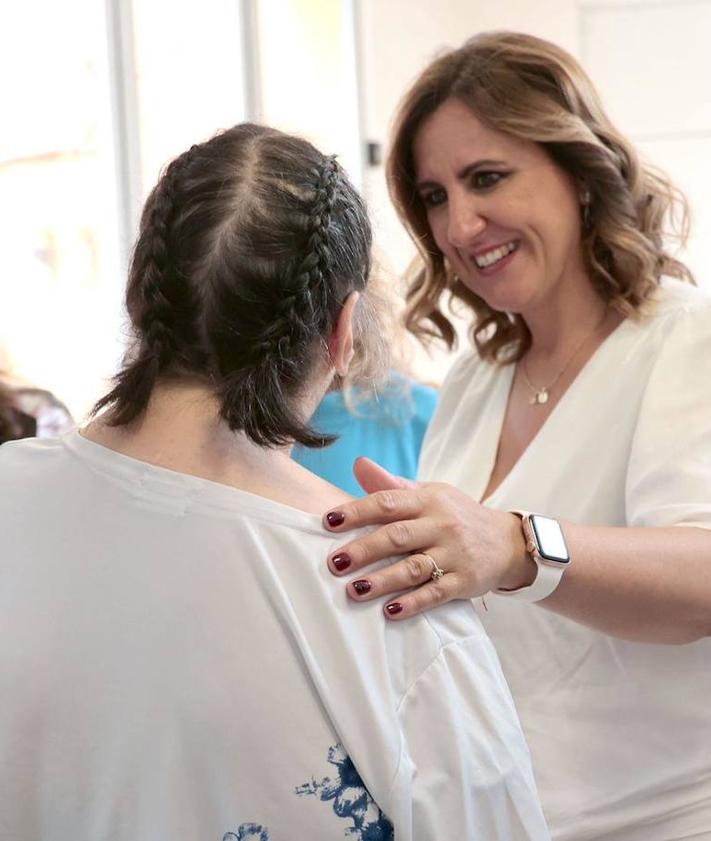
[[412, 98, 590, 321], [323, 30, 711, 841], [388, 32, 692, 363]]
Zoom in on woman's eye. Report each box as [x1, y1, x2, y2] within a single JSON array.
[[420, 188, 446, 208], [472, 171, 506, 189]]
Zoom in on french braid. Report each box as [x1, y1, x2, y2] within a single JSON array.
[[256, 156, 340, 364], [218, 156, 343, 447], [93, 146, 200, 425], [135, 144, 201, 366]]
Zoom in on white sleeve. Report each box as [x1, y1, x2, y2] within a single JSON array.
[[626, 302, 711, 529], [397, 634, 550, 840]]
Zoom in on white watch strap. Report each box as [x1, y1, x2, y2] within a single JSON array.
[[494, 510, 567, 603], [495, 559, 564, 603]]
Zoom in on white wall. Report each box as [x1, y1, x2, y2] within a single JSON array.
[[579, 0, 711, 287]]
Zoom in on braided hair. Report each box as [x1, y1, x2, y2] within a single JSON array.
[[93, 125, 373, 447]]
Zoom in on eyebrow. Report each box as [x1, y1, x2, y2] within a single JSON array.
[[416, 159, 508, 190]]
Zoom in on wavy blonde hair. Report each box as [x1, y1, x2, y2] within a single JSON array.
[[387, 31, 694, 362]]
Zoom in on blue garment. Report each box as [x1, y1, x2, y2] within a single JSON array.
[[292, 376, 438, 496]]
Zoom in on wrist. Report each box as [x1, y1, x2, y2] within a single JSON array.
[[499, 512, 537, 591], [496, 511, 571, 603]]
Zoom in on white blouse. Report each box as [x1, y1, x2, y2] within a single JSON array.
[[0, 431, 549, 841], [420, 279, 711, 841]]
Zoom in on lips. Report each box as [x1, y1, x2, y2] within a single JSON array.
[[472, 240, 518, 269]]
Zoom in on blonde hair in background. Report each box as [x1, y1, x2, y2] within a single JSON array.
[[337, 250, 420, 414], [387, 30, 694, 363]]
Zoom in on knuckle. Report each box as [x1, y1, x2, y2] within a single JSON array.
[[440, 512, 458, 530], [385, 521, 411, 549], [448, 518, 467, 541], [350, 541, 371, 565], [405, 554, 425, 584], [376, 491, 398, 514], [430, 482, 451, 501], [427, 582, 447, 605]]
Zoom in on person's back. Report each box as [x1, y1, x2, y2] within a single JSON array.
[[0, 431, 544, 839], [0, 124, 549, 839]]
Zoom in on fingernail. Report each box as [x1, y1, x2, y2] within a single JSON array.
[[332, 552, 351, 572], [385, 602, 403, 616], [352, 579, 371, 595], [326, 511, 345, 528]]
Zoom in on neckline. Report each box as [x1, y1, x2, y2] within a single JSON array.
[[480, 314, 632, 504], [63, 429, 334, 533]]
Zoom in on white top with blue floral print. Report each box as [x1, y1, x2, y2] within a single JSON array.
[[0, 431, 549, 840]]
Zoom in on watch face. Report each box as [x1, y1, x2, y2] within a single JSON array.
[[530, 515, 570, 564]]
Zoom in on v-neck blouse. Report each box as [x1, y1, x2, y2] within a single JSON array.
[[419, 278, 711, 841], [476, 315, 631, 506]]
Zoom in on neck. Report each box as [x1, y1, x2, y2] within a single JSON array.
[[522, 272, 608, 360], [84, 380, 323, 485]]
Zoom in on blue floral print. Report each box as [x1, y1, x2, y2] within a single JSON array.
[[223, 825, 270, 841], [223, 744, 392, 841], [295, 743, 394, 840]]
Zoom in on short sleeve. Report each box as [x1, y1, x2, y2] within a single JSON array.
[[626, 301, 711, 529]]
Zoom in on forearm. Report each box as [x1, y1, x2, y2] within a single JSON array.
[[537, 524, 711, 644]]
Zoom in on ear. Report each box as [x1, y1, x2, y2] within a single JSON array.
[[328, 291, 360, 377]]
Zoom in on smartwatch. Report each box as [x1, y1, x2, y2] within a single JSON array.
[[496, 511, 571, 603]]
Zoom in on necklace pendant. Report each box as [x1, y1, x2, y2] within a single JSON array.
[[531, 388, 549, 405]]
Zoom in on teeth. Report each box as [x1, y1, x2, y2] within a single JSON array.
[[474, 241, 517, 268]]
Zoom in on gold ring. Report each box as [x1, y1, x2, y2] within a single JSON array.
[[423, 552, 445, 582]]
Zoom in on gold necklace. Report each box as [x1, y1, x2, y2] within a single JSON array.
[[521, 310, 608, 406]]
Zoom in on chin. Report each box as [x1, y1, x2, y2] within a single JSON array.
[[461, 274, 538, 316]]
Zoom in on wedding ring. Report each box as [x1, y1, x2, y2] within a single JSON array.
[[423, 552, 445, 582]]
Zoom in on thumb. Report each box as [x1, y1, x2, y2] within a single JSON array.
[[353, 457, 417, 495]]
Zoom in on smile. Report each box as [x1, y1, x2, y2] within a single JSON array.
[[473, 241, 518, 269]]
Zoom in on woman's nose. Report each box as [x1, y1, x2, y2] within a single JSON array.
[[447, 198, 486, 248]]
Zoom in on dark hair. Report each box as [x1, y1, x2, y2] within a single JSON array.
[[0, 382, 36, 444], [387, 31, 693, 362], [93, 124, 374, 447]]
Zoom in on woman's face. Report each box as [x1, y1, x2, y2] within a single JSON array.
[[412, 98, 588, 316]]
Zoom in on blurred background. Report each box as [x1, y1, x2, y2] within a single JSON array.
[[1, 0, 709, 420]]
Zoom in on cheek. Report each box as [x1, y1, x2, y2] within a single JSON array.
[[541, 208, 582, 261], [521, 196, 580, 257], [427, 215, 450, 255]]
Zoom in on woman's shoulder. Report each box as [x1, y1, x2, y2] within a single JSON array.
[[0, 434, 63, 469], [623, 279, 711, 360], [645, 278, 711, 322]]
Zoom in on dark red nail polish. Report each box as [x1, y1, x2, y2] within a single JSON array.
[[385, 602, 403, 616], [352, 579, 371, 595], [326, 511, 345, 528], [332, 552, 351, 572]]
